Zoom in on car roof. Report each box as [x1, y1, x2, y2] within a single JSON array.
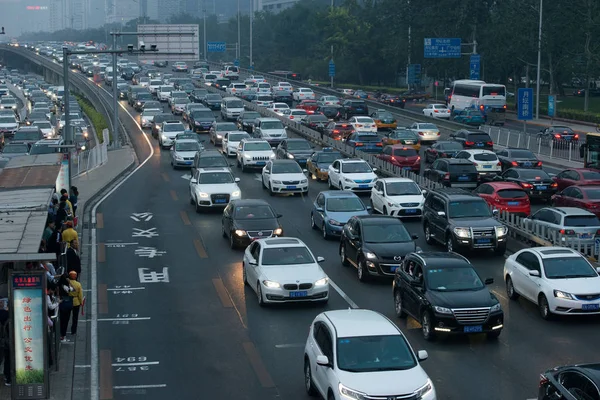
[[388, 144, 418, 149], [460, 149, 495, 154], [377, 177, 417, 184], [545, 206, 596, 216], [412, 251, 471, 268], [444, 158, 474, 164], [230, 199, 271, 207], [197, 167, 230, 173], [285, 138, 308, 143], [525, 247, 582, 259], [257, 237, 305, 248], [257, 118, 280, 122], [339, 158, 368, 164], [355, 215, 406, 225], [486, 182, 524, 190], [241, 138, 269, 143], [198, 150, 225, 157], [321, 190, 359, 198], [271, 159, 299, 165], [322, 309, 400, 338], [173, 139, 198, 144]]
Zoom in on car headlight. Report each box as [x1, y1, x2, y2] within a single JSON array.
[[287, 153, 294, 159], [387, 201, 399, 208], [195, 121, 201, 125], [495, 225, 508, 237], [433, 306, 452, 314], [262, 280, 280, 289], [269, 154, 276, 159], [235, 229, 247, 236], [414, 379, 433, 398], [272, 180, 282, 184], [244, 154, 252, 159], [231, 190, 241, 197], [554, 290, 574, 300], [301, 179, 308, 184], [198, 192, 209, 198], [216, 134, 223, 139], [327, 219, 343, 227], [490, 303, 502, 312], [273, 228, 283, 235], [136, 101, 141, 105], [453, 227, 471, 238], [364, 252, 377, 260], [161, 135, 167, 140], [175, 155, 183, 161], [314, 277, 329, 287], [339, 383, 366, 400]]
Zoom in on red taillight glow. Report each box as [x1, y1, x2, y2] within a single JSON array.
[[376, 143, 383, 147], [554, 134, 561, 138], [520, 182, 533, 189], [333, 129, 340, 134], [551, 182, 558, 188], [434, 110, 439, 113], [511, 161, 518, 166], [539, 375, 549, 388], [355, 142, 364, 147], [418, 131, 424, 135], [575, 134, 579, 139], [290, 116, 294, 119], [537, 161, 543, 167], [465, 141, 475, 146], [487, 141, 493, 146], [559, 229, 576, 235], [443, 173, 450, 180], [497, 162, 502, 166]]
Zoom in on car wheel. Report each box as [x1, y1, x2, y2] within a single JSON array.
[[424, 224, 435, 245], [229, 232, 237, 249], [383, 206, 388, 216], [357, 258, 369, 282], [328, 177, 333, 189], [257, 283, 265, 307], [242, 265, 248, 286], [190, 195, 195, 205], [338, 180, 342, 190], [506, 277, 519, 300], [394, 290, 406, 318], [421, 311, 436, 341], [370, 199, 377, 214], [268, 183, 276, 196], [304, 359, 318, 397], [538, 294, 552, 320], [310, 213, 317, 230], [241, 160, 246, 172], [195, 198, 201, 213], [339, 244, 349, 266], [322, 224, 329, 240]]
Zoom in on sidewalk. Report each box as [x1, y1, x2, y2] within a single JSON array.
[[504, 113, 595, 133]]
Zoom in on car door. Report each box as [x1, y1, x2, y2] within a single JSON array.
[[428, 195, 447, 240], [501, 168, 519, 184], [521, 252, 543, 301], [555, 170, 579, 191], [401, 257, 424, 317], [557, 371, 600, 400], [371, 180, 384, 212], [345, 218, 361, 263], [329, 160, 340, 184], [378, 145, 393, 162], [222, 203, 233, 234], [555, 186, 576, 207], [276, 140, 286, 159], [568, 187, 586, 208], [245, 242, 261, 291], [313, 193, 326, 226], [311, 322, 335, 395], [473, 183, 493, 206]]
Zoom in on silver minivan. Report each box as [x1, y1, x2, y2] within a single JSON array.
[[220, 97, 245, 121]]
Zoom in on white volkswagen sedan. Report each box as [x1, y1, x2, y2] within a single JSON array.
[[328, 159, 377, 192], [370, 177, 426, 217], [504, 247, 600, 319], [348, 116, 377, 133], [304, 309, 435, 400], [262, 159, 309, 195], [422, 104, 451, 119], [242, 237, 329, 305], [189, 167, 241, 211]]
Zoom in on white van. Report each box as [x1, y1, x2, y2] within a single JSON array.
[[221, 97, 245, 121], [224, 65, 239, 81]]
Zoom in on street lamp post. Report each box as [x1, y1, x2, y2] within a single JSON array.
[[535, 0, 543, 120], [237, 0, 241, 61], [203, 1, 207, 61], [249, 0, 253, 69]]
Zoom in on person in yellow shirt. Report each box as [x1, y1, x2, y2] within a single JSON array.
[[60, 191, 74, 218], [67, 271, 83, 336], [61, 221, 78, 246]]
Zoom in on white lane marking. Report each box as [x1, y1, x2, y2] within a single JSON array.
[[113, 384, 167, 389], [275, 343, 305, 349], [106, 287, 145, 291], [91, 90, 155, 400], [75, 365, 91, 368], [112, 361, 159, 367], [254, 173, 262, 182], [329, 280, 359, 309], [98, 317, 151, 321]]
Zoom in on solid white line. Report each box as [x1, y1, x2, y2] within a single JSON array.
[[75, 365, 91, 368], [275, 343, 305, 349], [329, 280, 359, 309], [113, 384, 167, 389], [98, 317, 151, 321], [106, 287, 145, 291], [90, 91, 155, 400], [112, 361, 159, 367]]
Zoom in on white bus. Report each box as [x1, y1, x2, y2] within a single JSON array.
[[449, 80, 507, 113]]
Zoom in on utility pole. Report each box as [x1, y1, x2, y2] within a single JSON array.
[[62, 47, 72, 191], [406, 0, 411, 91], [535, 0, 543, 120], [203, 0, 207, 61], [111, 33, 119, 148], [237, 0, 241, 61], [249, 0, 253, 69], [330, 0, 334, 89]]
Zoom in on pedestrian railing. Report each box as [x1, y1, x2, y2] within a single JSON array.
[[72, 138, 109, 177]]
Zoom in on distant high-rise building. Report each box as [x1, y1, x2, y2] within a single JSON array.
[[105, 0, 140, 25], [70, 0, 89, 30], [180, 0, 201, 17], [256, 0, 299, 12], [157, 0, 181, 22]]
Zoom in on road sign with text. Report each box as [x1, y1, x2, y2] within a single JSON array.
[[469, 54, 481, 80], [407, 64, 421, 84], [517, 88, 533, 120], [207, 42, 226, 52], [424, 38, 461, 58], [548, 95, 556, 117], [329, 60, 335, 77]]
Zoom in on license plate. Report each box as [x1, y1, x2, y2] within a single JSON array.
[[405, 141, 414, 144], [537, 185, 547, 190], [184, 161, 192, 165], [507, 201, 519, 206], [358, 185, 368, 189], [458, 176, 470, 181], [403, 167, 412, 170], [524, 162, 532, 167], [477, 143, 484, 147], [582, 304, 600, 311], [405, 209, 417, 214], [290, 291, 308, 298], [256, 161, 265, 165], [214, 198, 227, 204], [483, 165, 492, 169], [389, 266, 398, 272], [286, 185, 296, 189], [464, 325, 483, 333], [579, 233, 592, 239], [477, 238, 491, 244]]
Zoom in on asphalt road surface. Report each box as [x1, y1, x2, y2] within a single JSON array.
[[89, 67, 599, 400]]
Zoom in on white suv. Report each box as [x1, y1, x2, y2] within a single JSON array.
[[189, 167, 241, 211], [159, 121, 186, 148], [370, 177, 426, 217], [454, 149, 502, 178], [261, 159, 309, 196], [327, 159, 377, 192], [236, 138, 276, 172], [304, 309, 435, 400]]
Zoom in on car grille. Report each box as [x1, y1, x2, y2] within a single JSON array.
[[452, 307, 491, 325], [282, 181, 300, 185], [210, 194, 230, 204], [282, 283, 313, 290], [247, 230, 273, 239], [183, 157, 193, 161], [574, 293, 600, 301], [252, 156, 270, 161], [400, 203, 420, 207], [379, 263, 401, 275], [354, 179, 372, 183], [471, 227, 495, 238], [358, 394, 418, 400]]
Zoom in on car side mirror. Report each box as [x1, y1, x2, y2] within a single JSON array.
[[303, 169, 309, 174], [315, 207, 323, 212], [264, 170, 270, 174], [190, 178, 198, 184], [366, 205, 372, 211], [449, 134, 455, 138], [372, 168, 377, 172], [333, 168, 339, 173], [417, 350, 428, 362], [234, 177, 241, 182], [492, 209, 499, 216], [596, 267, 600, 274], [317, 256, 325, 263], [493, 175, 502, 181], [316, 355, 330, 367], [421, 189, 427, 195], [484, 278, 494, 285], [529, 270, 541, 277], [437, 211, 445, 217], [411, 234, 419, 240], [249, 259, 258, 266]]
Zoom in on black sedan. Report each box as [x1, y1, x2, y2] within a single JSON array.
[[188, 110, 216, 133], [494, 168, 557, 200], [315, 105, 342, 120], [221, 199, 283, 249], [301, 114, 329, 132], [190, 89, 209, 103], [203, 94, 222, 110], [275, 138, 314, 166], [538, 363, 600, 400], [538, 125, 579, 143], [424, 159, 479, 189], [339, 215, 419, 282], [449, 130, 494, 150], [496, 148, 542, 171], [380, 94, 406, 108], [272, 90, 293, 106], [236, 111, 261, 133], [424, 141, 464, 163]]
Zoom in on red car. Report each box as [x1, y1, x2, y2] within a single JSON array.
[[473, 182, 531, 217], [377, 145, 421, 173], [552, 168, 600, 191], [296, 100, 319, 114], [551, 185, 600, 216]]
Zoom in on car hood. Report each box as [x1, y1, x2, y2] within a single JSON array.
[[216, 130, 239, 137], [550, 276, 600, 294], [427, 287, 498, 309], [448, 217, 502, 228], [234, 218, 280, 231], [262, 263, 325, 283], [271, 172, 305, 181], [173, 150, 196, 158], [343, 172, 377, 181], [317, 162, 333, 170], [324, 210, 370, 224], [387, 194, 424, 204], [0, 122, 18, 127], [288, 149, 313, 158], [336, 366, 429, 397], [2, 152, 28, 158], [194, 117, 214, 123], [195, 183, 240, 194], [364, 241, 417, 259]]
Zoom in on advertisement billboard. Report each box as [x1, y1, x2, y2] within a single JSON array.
[[137, 24, 200, 62]]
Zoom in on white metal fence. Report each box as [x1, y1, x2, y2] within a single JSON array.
[[72, 129, 109, 176]]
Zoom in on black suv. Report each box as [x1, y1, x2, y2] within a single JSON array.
[[339, 215, 419, 282], [341, 99, 369, 119], [422, 188, 508, 255], [449, 129, 493, 150], [392, 251, 503, 341], [423, 158, 479, 189], [191, 150, 231, 176]]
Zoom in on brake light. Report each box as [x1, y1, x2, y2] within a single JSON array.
[[487, 141, 493, 146], [503, 104, 507, 109], [551, 182, 558, 188], [497, 162, 502, 166], [520, 182, 533, 189], [415, 156, 421, 163], [588, 204, 600, 211], [440, 152, 446, 157], [434, 110, 439, 113], [443, 173, 450, 180], [537, 161, 543, 167], [574, 134, 579, 139], [465, 141, 475, 146], [333, 129, 340, 134], [511, 161, 518, 167], [355, 142, 364, 147], [290, 116, 294, 119], [539, 374, 549, 388], [559, 229, 576, 235], [341, 124, 348, 127], [596, 228, 600, 234], [356, 124, 363, 127], [376, 143, 383, 147], [480, 105, 484, 110], [554, 134, 561, 138], [418, 131, 424, 136]]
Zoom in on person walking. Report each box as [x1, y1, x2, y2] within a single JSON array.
[[67, 272, 83, 336], [66, 240, 81, 277], [69, 186, 79, 217], [54, 200, 68, 227], [58, 275, 75, 342], [0, 301, 10, 386]]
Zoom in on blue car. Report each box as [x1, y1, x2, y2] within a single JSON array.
[[311, 191, 370, 239], [345, 132, 383, 154], [453, 109, 485, 126]]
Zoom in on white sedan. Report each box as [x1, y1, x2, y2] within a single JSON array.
[[282, 108, 308, 122], [348, 116, 377, 133], [221, 131, 251, 157], [504, 247, 600, 319], [242, 237, 329, 306], [262, 159, 308, 195], [317, 95, 340, 106], [370, 177, 425, 217], [267, 102, 290, 116], [454, 149, 502, 178], [293, 88, 316, 101], [423, 104, 451, 119], [189, 167, 241, 211]]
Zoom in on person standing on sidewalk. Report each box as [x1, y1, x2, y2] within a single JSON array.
[[67, 271, 83, 336], [60, 189, 74, 217], [69, 186, 79, 217], [0, 300, 10, 386], [58, 275, 75, 342], [66, 239, 81, 278], [61, 221, 78, 247]]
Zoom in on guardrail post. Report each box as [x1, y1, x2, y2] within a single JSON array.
[[506, 131, 510, 147], [550, 142, 554, 158], [517, 133, 521, 148], [527, 134, 531, 149], [568, 142, 572, 162]]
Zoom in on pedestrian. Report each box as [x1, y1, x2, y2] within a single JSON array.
[[69, 186, 79, 217], [47, 197, 58, 219], [61, 221, 78, 247], [67, 271, 83, 336], [60, 190, 74, 217], [58, 275, 75, 342], [66, 239, 81, 277], [54, 200, 68, 227], [0, 300, 10, 386], [42, 220, 55, 243]]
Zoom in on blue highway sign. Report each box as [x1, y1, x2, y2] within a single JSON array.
[[424, 38, 461, 58], [517, 88, 533, 120], [548, 95, 556, 117], [207, 42, 226, 53], [470, 54, 481, 80], [329, 60, 335, 78]]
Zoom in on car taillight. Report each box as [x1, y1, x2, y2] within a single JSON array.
[[415, 156, 421, 163], [480, 105, 484, 110], [376, 143, 383, 147], [356, 124, 363, 127], [465, 141, 475, 146], [443, 173, 450, 180], [587, 204, 599, 210], [434, 110, 438, 113], [554, 134, 561, 138], [290, 116, 294, 119], [440, 152, 446, 157], [487, 141, 493, 146], [333, 129, 340, 133], [574, 134, 579, 139], [520, 182, 533, 189], [559, 229, 576, 235], [537, 161, 542, 167], [355, 142, 364, 147], [511, 161, 518, 166], [551, 182, 558, 188], [539, 374, 549, 388], [418, 131, 424, 135]]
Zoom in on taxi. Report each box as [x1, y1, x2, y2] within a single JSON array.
[[306, 148, 343, 181], [382, 128, 421, 151], [370, 109, 398, 130]]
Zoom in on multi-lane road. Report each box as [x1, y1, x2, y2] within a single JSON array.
[[88, 67, 600, 400]]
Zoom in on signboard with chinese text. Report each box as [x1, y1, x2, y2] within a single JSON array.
[[137, 24, 200, 61], [10, 272, 48, 399], [517, 88, 533, 120], [548, 95, 556, 117], [424, 38, 461, 58], [469, 54, 481, 80]]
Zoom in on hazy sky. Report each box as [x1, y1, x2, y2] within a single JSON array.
[[1, 0, 51, 35]]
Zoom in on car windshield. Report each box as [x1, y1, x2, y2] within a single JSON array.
[[356, 117, 373, 123], [467, 134, 491, 142], [519, 170, 550, 180], [261, 121, 283, 130], [137, 93, 152, 100], [342, 162, 371, 173], [392, 130, 416, 139], [193, 111, 214, 119], [258, 96, 272, 101], [426, 267, 484, 291], [143, 110, 161, 117], [193, 90, 208, 96], [261, 246, 315, 266], [176, 99, 190, 104], [228, 133, 249, 142], [497, 189, 528, 198], [164, 123, 185, 132], [0, 117, 15, 123], [198, 172, 234, 184], [245, 142, 271, 151], [316, 152, 341, 163], [392, 148, 417, 157], [326, 197, 365, 212], [172, 92, 187, 98], [198, 157, 229, 168], [337, 335, 417, 372], [30, 144, 57, 154], [13, 132, 40, 141], [175, 142, 200, 151], [543, 257, 598, 279], [448, 200, 492, 218], [310, 115, 329, 122], [363, 223, 412, 243], [386, 181, 421, 196], [234, 205, 276, 219], [510, 150, 535, 158], [216, 123, 237, 131], [287, 141, 311, 150], [473, 153, 497, 161], [378, 112, 393, 119], [563, 215, 600, 227], [160, 87, 173, 93], [3, 144, 28, 153], [243, 112, 261, 120], [554, 126, 574, 134], [272, 163, 302, 174], [357, 135, 380, 142], [227, 100, 244, 108], [419, 123, 437, 130]]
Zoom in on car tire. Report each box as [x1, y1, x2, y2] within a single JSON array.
[[322, 224, 329, 240], [304, 359, 318, 397], [242, 265, 249, 285], [221, 223, 227, 238], [237, 158, 241, 168], [328, 177, 333, 189], [257, 283, 265, 307], [339, 244, 349, 267], [357, 258, 369, 282], [538, 294, 552, 320], [190, 195, 195, 205], [424, 224, 435, 245], [394, 290, 406, 318], [195, 198, 201, 213], [310, 213, 317, 230], [506, 277, 519, 300], [383, 206, 388, 216], [421, 311, 436, 341], [241, 160, 246, 172], [269, 183, 275, 196], [446, 234, 456, 253], [229, 232, 236, 249]]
